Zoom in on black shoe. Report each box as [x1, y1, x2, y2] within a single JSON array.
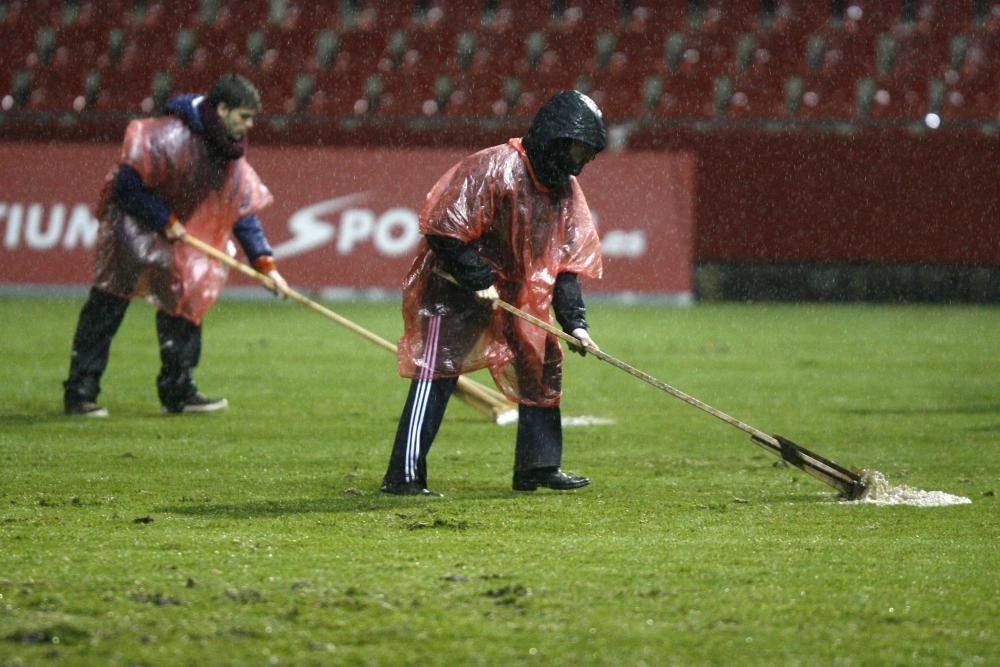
[[512, 468, 591, 491], [65, 400, 109, 418], [380, 481, 443, 497], [162, 392, 228, 414]]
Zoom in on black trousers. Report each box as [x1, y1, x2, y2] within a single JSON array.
[[383, 376, 563, 487], [63, 287, 202, 409]]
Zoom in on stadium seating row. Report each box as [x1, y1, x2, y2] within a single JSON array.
[[3, 0, 998, 39], [2, 0, 999, 124]]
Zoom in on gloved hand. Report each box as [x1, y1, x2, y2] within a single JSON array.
[[568, 327, 599, 357], [254, 256, 287, 298], [266, 269, 289, 298], [475, 285, 499, 309], [163, 216, 186, 241]]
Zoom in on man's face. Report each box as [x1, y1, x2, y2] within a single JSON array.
[[561, 139, 598, 176], [217, 103, 257, 141]]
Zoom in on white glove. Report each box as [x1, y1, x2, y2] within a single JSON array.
[[568, 327, 599, 356], [475, 284, 499, 309], [266, 269, 289, 298]]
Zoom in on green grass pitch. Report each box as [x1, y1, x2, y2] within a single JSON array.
[[1, 296, 997, 665]]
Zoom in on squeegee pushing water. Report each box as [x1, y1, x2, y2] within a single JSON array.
[[434, 268, 869, 499]]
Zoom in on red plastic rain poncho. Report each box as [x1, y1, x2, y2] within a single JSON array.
[[397, 138, 602, 407], [93, 116, 272, 324]]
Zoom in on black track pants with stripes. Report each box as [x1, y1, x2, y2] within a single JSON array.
[[382, 378, 563, 487]]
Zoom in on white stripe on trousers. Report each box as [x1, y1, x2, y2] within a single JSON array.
[[405, 315, 441, 482]]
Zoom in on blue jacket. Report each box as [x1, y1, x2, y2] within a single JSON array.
[[113, 94, 273, 263]]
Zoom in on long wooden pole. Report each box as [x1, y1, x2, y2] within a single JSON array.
[[180, 234, 515, 421], [435, 269, 865, 498]]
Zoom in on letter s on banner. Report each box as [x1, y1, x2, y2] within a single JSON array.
[[273, 193, 366, 260]]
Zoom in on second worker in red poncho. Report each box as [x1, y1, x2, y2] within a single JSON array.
[[382, 91, 607, 496], [62, 74, 286, 417]]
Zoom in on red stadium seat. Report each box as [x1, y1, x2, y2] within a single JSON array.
[[408, 0, 483, 37], [765, 0, 834, 37], [307, 68, 369, 116], [585, 66, 650, 120], [802, 25, 876, 88], [939, 69, 1000, 120], [0, 0, 993, 130], [976, 2, 1000, 29], [470, 27, 533, 73], [617, 1, 687, 34], [687, 0, 761, 37], [909, 0, 977, 33], [652, 28, 735, 91], [365, 68, 441, 117], [484, 1, 557, 33], [318, 28, 384, 80], [0, 22, 44, 72], [646, 68, 718, 120], [794, 72, 861, 120], [875, 27, 947, 86], [861, 75, 932, 121], [832, 0, 901, 36], [725, 68, 796, 119], [595, 29, 663, 76], [744, 25, 813, 79], [956, 30, 1000, 78], [552, 0, 622, 34], [440, 70, 530, 118], [25, 68, 84, 113]]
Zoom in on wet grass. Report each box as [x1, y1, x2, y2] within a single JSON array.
[[1, 296, 997, 666]]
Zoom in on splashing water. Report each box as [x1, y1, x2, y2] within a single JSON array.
[[848, 470, 972, 507]]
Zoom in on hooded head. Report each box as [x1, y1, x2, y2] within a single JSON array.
[[522, 90, 606, 191]]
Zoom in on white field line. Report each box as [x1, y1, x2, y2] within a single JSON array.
[[494, 413, 616, 427]]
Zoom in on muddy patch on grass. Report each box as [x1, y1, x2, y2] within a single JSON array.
[[394, 509, 475, 531], [225, 588, 265, 604], [483, 584, 532, 607], [129, 591, 182, 606], [6, 623, 89, 645]]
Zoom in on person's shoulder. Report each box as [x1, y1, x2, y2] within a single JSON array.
[[121, 116, 193, 157], [465, 142, 521, 172], [128, 114, 185, 132], [140, 115, 191, 140]]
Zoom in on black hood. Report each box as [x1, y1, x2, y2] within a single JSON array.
[[522, 90, 606, 191]]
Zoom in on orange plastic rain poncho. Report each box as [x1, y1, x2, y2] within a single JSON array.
[[93, 116, 273, 324], [397, 138, 603, 407]]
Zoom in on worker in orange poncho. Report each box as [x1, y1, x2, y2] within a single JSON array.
[[63, 73, 286, 417], [382, 91, 606, 496]]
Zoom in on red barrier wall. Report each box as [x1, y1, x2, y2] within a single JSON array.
[[0, 143, 696, 295], [633, 128, 1000, 265], [2, 129, 997, 302]]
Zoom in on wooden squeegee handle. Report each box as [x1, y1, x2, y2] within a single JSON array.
[[180, 234, 514, 419], [434, 268, 864, 496]]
